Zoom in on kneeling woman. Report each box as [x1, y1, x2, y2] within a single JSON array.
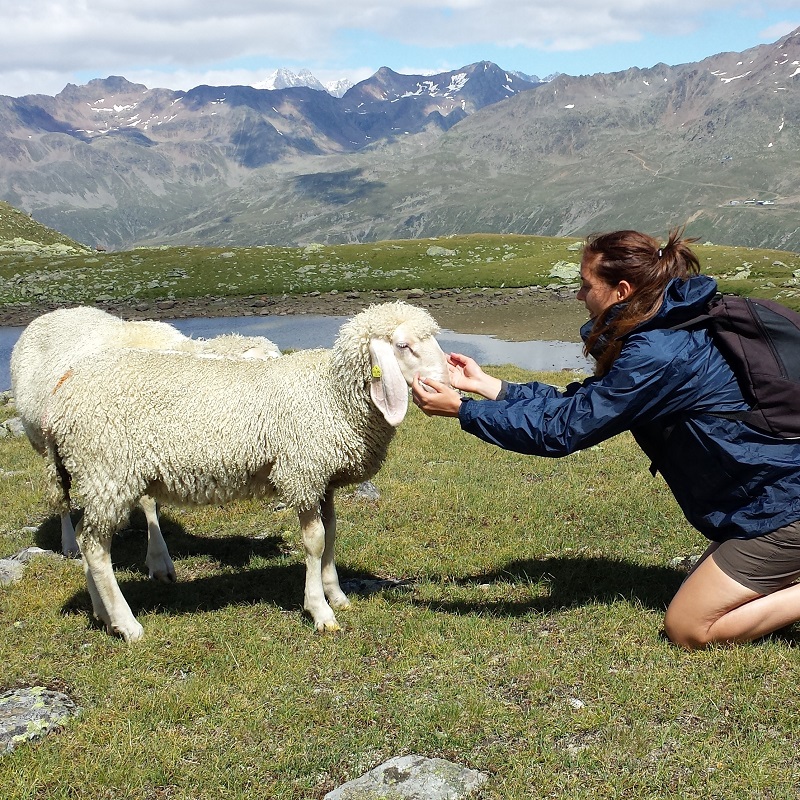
[[412, 228, 800, 649]]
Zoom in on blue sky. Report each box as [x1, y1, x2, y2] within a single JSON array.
[[0, 1, 798, 97]]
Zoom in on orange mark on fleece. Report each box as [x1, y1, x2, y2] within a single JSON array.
[[52, 369, 73, 394]]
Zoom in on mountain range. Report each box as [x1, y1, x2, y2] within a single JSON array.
[[0, 30, 799, 252]]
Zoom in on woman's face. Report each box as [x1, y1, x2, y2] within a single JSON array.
[[577, 256, 630, 319]]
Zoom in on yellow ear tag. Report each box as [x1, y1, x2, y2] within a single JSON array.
[[371, 365, 382, 379]]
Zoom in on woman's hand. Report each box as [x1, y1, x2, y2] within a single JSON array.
[[411, 375, 463, 417], [447, 353, 503, 399]]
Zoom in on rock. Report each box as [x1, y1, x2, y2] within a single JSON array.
[[0, 416, 25, 438], [0, 687, 81, 754], [0, 559, 24, 586], [426, 246, 457, 257], [324, 754, 488, 800], [352, 480, 380, 501], [12, 546, 56, 564], [548, 261, 580, 282], [668, 554, 702, 572], [0, 547, 58, 585]]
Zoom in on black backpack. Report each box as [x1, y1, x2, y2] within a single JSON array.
[[675, 294, 800, 439]]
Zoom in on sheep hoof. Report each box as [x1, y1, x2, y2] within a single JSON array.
[[314, 618, 342, 634], [328, 593, 351, 611], [108, 620, 145, 643], [149, 567, 177, 583], [147, 553, 176, 583]]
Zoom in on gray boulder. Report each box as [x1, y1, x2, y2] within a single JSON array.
[[352, 480, 381, 501], [324, 754, 488, 799], [0, 547, 59, 586]]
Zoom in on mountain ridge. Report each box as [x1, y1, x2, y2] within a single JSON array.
[[0, 31, 799, 251]]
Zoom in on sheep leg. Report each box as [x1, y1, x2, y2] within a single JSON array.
[[320, 489, 350, 610], [76, 517, 144, 643], [61, 512, 80, 557], [298, 506, 340, 632], [140, 495, 176, 583], [47, 454, 80, 557]]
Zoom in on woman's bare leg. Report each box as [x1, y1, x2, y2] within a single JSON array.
[[664, 552, 800, 649]]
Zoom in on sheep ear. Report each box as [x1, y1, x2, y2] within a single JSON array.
[[368, 338, 408, 427]]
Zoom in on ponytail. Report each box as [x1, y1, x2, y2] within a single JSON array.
[[582, 227, 700, 375]]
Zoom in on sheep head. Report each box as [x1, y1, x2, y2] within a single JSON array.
[[335, 302, 448, 427]]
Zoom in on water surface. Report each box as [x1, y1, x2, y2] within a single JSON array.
[[0, 314, 592, 392]]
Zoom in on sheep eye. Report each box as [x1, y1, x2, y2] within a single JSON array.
[[395, 342, 409, 350]]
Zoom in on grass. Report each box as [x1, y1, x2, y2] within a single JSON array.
[[1, 231, 800, 311], [2, 369, 800, 799]]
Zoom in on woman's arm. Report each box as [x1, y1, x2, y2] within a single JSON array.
[[458, 334, 696, 456], [412, 352, 566, 417]]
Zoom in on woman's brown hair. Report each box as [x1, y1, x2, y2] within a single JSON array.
[[582, 227, 701, 375]]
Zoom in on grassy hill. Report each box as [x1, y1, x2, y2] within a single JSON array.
[[1, 225, 799, 312], [0, 201, 89, 253]]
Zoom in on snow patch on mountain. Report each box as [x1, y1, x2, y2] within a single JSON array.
[[252, 68, 353, 97]]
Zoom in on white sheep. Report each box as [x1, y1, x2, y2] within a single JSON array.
[[41, 301, 448, 641], [10, 306, 281, 580]]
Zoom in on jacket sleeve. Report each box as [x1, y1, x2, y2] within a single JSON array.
[[501, 380, 564, 402], [458, 332, 709, 456]]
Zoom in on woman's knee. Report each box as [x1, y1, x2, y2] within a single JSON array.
[[663, 610, 711, 650]]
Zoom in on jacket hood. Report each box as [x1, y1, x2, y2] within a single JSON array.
[[580, 275, 718, 346], [642, 274, 718, 330]]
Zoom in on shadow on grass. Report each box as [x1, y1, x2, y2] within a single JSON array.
[[55, 509, 382, 625], [395, 556, 686, 615], [61, 554, 310, 622], [45, 511, 800, 646], [37, 508, 286, 573]]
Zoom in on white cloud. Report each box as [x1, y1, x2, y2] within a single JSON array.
[[758, 20, 800, 39], [0, 1, 798, 96]]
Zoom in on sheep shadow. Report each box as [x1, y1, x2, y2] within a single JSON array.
[[37, 508, 285, 572], [62, 561, 381, 624], [55, 508, 378, 623], [57, 541, 800, 645]]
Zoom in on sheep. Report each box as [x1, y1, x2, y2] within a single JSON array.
[[40, 301, 448, 642], [10, 306, 281, 581], [189, 332, 282, 360]]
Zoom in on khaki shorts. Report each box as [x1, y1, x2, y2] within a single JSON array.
[[712, 519, 800, 594]]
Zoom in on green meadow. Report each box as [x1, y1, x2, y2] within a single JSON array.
[[2, 225, 800, 797], [2, 233, 800, 310], [2, 364, 800, 798]]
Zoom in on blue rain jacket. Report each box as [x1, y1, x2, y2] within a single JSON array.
[[459, 275, 800, 540]]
